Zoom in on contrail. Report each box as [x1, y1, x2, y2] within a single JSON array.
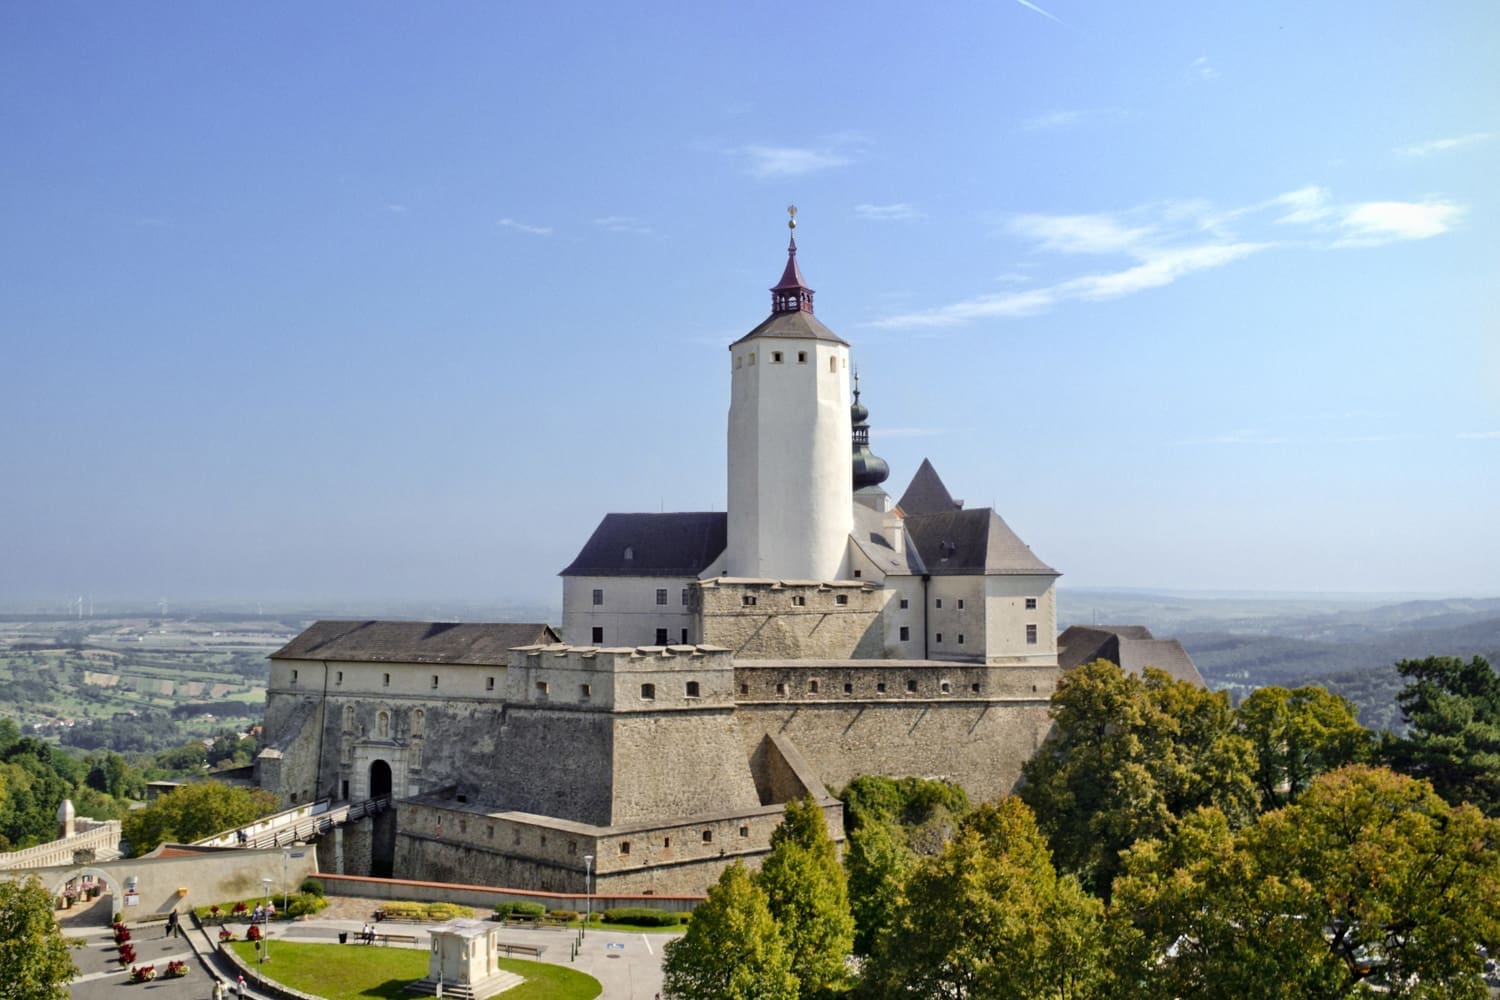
[[1014, 0, 1063, 24]]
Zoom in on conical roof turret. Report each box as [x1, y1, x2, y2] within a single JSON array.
[[770, 205, 815, 314]]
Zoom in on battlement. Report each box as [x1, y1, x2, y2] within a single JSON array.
[[504, 643, 737, 711]]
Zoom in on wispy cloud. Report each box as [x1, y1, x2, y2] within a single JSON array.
[[1397, 132, 1496, 158], [594, 216, 655, 236], [873, 183, 1466, 330], [854, 203, 925, 223], [1189, 56, 1219, 82], [1012, 0, 1063, 25], [497, 217, 552, 236], [734, 134, 866, 178]]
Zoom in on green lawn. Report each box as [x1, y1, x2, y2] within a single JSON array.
[[226, 941, 601, 1000]]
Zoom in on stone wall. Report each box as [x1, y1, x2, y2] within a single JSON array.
[[700, 580, 891, 659]]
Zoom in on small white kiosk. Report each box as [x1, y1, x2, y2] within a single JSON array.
[[407, 919, 523, 999]]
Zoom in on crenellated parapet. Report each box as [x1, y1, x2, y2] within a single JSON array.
[[504, 643, 736, 712]]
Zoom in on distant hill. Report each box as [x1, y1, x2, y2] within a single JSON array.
[[1058, 589, 1500, 736]]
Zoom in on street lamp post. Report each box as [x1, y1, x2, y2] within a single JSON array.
[[260, 877, 273, 966], [583, 855, 594, 933], [282, 849, 290, 912]]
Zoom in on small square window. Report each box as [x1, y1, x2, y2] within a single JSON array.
[[655, 628, 669, 645], [792, 595, 806, 607], [535, 681, 549, 695], [899, 598, 909, 609], [972, 682, 981, 693], [771, 351, 783, 363], [853, 570, 862, 578], [957, 599, 965, 609], [656, 588, 668, 605], [641, 683, 656, 700], [877, 682, 887, 693], [958, 634, 965, 645], [686, 680, 701, 697], [702, 830, 713, 843], [486, 676, 495, 691], [808, 679, 819, 693], [797, 351, 807, 363], [776, 682, 787, 696], [836, 594, 849, 606], [620, 841, 631, 856], [1027, 624, 1039, 644], [1025, 598, 1038, 610], [843, 682, 853, 694], [907, 679, 918, 693], [941, 681, 951, 694], [592, 626, 604, 644], [742, 594, 758, 606], [936, 632, 944, 643], [740, 683, 749, 695], [899, 626, 910, 641], [580, 683, 592, 699], [593, 588, 604, 606], [935, 598, 943, 609], [739, 824, 750, 837]]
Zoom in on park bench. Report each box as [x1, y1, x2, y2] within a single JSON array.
[[372, 932, 420, 947]]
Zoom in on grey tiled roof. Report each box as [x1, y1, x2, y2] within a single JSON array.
[[850, 503, 928, 576], [272, 621, 560, 665], [730, 309, 848, 347], [904, 508, 1059, 576], [896, 459, 962, 515], [560, 512, 727, 577], [1057, 625, 1206, 687]]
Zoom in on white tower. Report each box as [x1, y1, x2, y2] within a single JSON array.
[[726, 209, 853, 581]]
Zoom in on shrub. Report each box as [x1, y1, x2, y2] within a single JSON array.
[[547, 909, 578, 921], [493, 900, 547, 919], [286, 892, 329, 918], [218, 928, 234, 942], [299, 877, 325, 897], [601, 907, 678, 927], [130, 964, 156, 982], [165, 960, 188, 978], [380, 900, 475, 922]]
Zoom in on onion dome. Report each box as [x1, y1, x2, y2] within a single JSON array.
[[851, 372, 890, 490]]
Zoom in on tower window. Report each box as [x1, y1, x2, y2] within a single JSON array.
[[853, 569, 861, 578], [957, 599, 965, 609], [656, 588, 668, 605], [899, 626, 910, 641], [1027, 624, 1039, 645], [702, 830, 713, 843], [655, 628, 669, 645], [592, 588, 604, 606], [681, 588, 690, 605], [899, 598, 909, 609], [735, 356, 742, 369], [742, 595, 758, 606], [641, 683, 656, 700], [431, 675, 439, 689], [740, 683, 749, 695], [844, 682, 853, 694], [535, 681, 549, 695], [935, 599, 943, 609], [335, 670, 343, 685], [686, 680, 700, 697], [623, 546, 634, 561], [877, 682, 887, 693], [936, 632, 943, 643], [771, 351, 783, 363], [791, 595, 806, 607], [958, 634, 965, 645], [829, 357, 837, 373], [941, 681, 951, 694], [486, 676, 495, 691], [907, 679, 918, 693], [591, 626, 604, 644], [291, 669, 298, 684], [797, 351, 807, 363], [383, 673, 391, 687], [1026, 598, 1038, 610], [808, 679, 820, 693], [835, 594, 849, 606], [620, 841, 631, 856], [776, 682, 786, 695], [972, 682, 981, 693], [749, 352, 756, 365], [580, 683, 591, 699]]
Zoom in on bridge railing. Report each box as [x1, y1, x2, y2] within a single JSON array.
[[193, 796, 391, 850]]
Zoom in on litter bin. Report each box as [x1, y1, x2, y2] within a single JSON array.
[[338, 932, 348, 944]]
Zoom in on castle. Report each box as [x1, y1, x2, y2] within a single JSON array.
[[257, 213, 1196, 894]]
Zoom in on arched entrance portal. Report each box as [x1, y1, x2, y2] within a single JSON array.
[[369, 759, 393, 798], [368, 759, 395, 877], [47, 867, 120, 928]]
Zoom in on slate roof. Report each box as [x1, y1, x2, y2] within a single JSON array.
[[904, 508, 1059, 577], [1057, 625, 1206, 687], [850, 502, 928, 576], [560, 512, 727, 578], [730, 309, 848, 347], [271, 621, 560, 665], [896, 459, 962, 515]]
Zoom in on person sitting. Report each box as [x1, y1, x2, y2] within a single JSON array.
[[252, 904, 263, 924]]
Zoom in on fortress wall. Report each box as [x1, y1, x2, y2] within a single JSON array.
[[700, 581, 892, 659], [735, 694, 1056, 803], [493, 709, 615, 825], [609, 710, 764, 824]]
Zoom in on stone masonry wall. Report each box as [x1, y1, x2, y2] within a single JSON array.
[[700, 580, 892, 659]]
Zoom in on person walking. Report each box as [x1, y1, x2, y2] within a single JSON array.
[[212, 979, 225, 1000], [235, 974, 246, 999], [165, 909, 179, 938]]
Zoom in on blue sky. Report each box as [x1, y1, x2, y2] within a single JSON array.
[[2, 2, 1496, 608]]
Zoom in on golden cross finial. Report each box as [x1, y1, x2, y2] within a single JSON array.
[[787, 204, 798, 230]]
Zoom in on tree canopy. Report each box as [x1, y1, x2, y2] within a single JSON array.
[[121, 781, 278, 855], [756, 796, 855, 997], [662, 863, 798, 1000], [1385, 655, 1500, 815], [1235, 684, 1371, 809], [1112, 766, 1500, 999], [0, 875, 78, 1000]]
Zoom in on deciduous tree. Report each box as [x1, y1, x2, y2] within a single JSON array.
[[662, 863, 798, 1000], [756, 796, 854, 996], [121, 781, 278, 855], [0, 874, 78, 1000], [1236, 684, 1371, 809]]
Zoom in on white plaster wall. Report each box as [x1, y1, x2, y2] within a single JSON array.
[[926, 576, 987, 661], [983, 575, 1059, 666], [272, 659, 509, 701], [726, 338, 852, 581], [561, 575, 699, 647], [879, 577, 926, 657]]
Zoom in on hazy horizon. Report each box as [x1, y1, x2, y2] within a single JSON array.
[[3, 4, 1496, 606]]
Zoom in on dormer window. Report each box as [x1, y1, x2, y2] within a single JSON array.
[[623, 547, 634, 561]]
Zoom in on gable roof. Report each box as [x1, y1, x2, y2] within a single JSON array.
[[903, 508, 1058, 576], [896, 458, 961, 515], [729, 308, 847, 347], [560, 512, 727, 577], [850, 503, 928, 576], [272, 621, 560, 665], [1057, 625, 1206, 687]]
